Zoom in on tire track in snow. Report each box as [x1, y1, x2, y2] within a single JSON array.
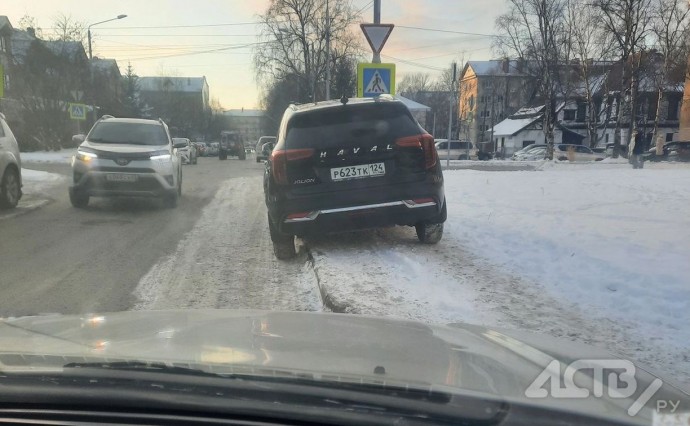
[[134, 176, 322, 312]]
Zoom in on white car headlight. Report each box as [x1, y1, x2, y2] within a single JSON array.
[[150, 150, 172, 161], [75, 149, 98, 163]]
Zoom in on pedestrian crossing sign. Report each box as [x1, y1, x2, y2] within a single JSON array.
[[69, 103, 87, 121], [357, 63, 395, 98]]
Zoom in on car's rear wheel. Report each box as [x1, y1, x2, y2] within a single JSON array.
[[69, 188, 89, 209], [256, 156, 261, 163], [268, 214, 296, 259], [219, 150, 227, 160], [239, 150, 247, 160], [0, 167, 20, 209], [416, 222, 443, 244]]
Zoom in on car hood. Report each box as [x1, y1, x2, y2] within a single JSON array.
[[81, 141, 168, 154], [0, 310, 686, 423]]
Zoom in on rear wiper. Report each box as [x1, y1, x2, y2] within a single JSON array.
[[63, 361, 219, 377]]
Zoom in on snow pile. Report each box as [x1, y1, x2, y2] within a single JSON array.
[[21, 149, 75, 164], [308, 162, 690, 386], [20, 168, 64, 195]]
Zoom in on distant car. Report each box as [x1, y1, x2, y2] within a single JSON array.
[[193, 142, 206, 157], [255, 136, 277, 162], [206, 142, 219, 157], [265, 96, 446, 259], [555, 144, 602, 161], [512, 144, 547, 161], [69, 116, 184, 208], [644, 141, 690, 162], [0, 113, 22, 209], [515, 146, 547, 161], [173, 138, 197, 165], [605, 143, 628, 159], [219, 130, 246, 160], [434, 140, 478, 160]]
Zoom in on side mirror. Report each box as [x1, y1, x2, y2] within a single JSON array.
[[72, 134, 86, 144], [172, 140, 187, 149]]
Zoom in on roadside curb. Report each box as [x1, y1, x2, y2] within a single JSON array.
[[0, 197, 52, 221], [304, 248, 351, 314]]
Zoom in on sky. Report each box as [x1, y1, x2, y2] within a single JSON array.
[[2, 0, 505, 109]]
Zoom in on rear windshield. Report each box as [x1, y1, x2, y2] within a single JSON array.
[[88, 122, 168, 146], [285, 103, 420, 149]]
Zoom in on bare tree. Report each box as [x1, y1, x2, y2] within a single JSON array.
[[594, 0, 653, 157], [650, 0, 690, 141], [495, 0, 569, 159], [17, 15, 43, 38], [254, 0, 362, 103], [398, 72, 432, 96], [51, 13, 86, 43], [567, 0, 615, 147]]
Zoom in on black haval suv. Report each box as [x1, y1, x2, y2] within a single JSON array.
[[264, 96, 446, 259]]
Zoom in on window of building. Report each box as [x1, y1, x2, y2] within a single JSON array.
[[667, 99, 680, 121], [666, 132, 674, 142], [0, 36, 6, 52], [522, 140, 535, 147], [497, 95, 504, 103], [563, 110, 576, 121], [576, 103, 586, 122], [605, 133, 609, 143]]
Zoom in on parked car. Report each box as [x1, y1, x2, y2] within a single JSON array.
[[219, 130, 246, 160], [512, 144, 547, 161], [255, 136, 277, 163], [69, 116, 184, 208], [173, 138, 197, 165], [264, 96, 446, 259], [513, 145, 547, 161], [644, 140, 690, 162], [0, 113, 22, 209], [555, 144, 603, 161], [605, 143, 628, 159], [434, 139, 478, 160]]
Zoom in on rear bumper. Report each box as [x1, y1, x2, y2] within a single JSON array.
[[269, 177, 445, 236]]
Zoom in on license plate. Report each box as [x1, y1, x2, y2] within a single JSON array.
[[106, 173, 138, 183], [331, 163, 385, 181]]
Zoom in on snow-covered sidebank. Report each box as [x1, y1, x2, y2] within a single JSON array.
[[21, 168, 65, 195], [308, 163, 690, 387], [21, 149, 75, 164]]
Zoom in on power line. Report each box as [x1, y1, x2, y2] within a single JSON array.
[[396, 25, 499, 38], [381, 54, 446, 71]]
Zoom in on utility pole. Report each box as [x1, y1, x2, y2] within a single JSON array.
[[373, 0, 381, 63], [325, 0, 331, 100]]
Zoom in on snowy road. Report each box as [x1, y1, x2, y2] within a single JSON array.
[[5, 155, 688, 389], [135, 177, 322, 312]]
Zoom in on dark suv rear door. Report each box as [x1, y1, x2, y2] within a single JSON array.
[[276, 102, 435, 195]]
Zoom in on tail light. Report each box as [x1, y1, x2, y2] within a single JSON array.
[[271, 148, 315, 185], [395, 134, 437, 169]]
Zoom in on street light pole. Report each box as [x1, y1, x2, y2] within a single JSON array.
[[325, 0, 330, 100], [87, 14, 127, 59]]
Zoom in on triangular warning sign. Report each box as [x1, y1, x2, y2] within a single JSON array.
[[365, 71, 388, 94], [360, 24, 394, 54]]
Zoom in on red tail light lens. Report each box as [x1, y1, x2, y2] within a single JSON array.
[[395, 135, 423, 148], [396, 134, 437, 169], [271, 148, 315, 185], [420, 134, 437, 169]]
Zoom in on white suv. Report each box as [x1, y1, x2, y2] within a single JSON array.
[[435, 139, 478, 160], [70, 116, 184, 208], [0, 113, 22, 210]]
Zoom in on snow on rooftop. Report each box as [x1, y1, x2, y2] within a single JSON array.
[[492, 116, 541, 136], [139, 76, 207, 93]]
